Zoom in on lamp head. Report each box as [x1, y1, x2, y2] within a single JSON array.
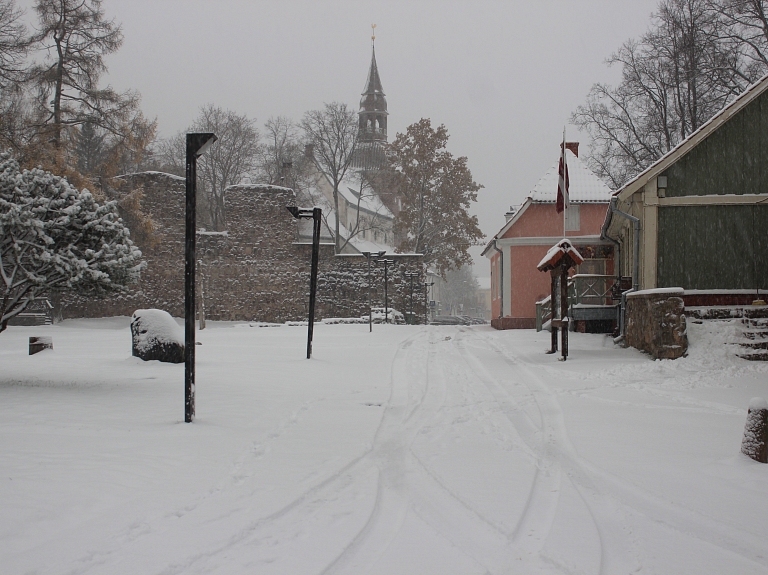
[[286, 206, 315, 219], [187, 133, 218, 158]]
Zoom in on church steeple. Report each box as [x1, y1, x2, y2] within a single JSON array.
[[359, 25, 388, 143]]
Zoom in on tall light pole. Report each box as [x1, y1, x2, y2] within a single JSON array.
[[362, 250, 385, 332], [287, 206, 322, 358], [376, 257, 394, 324], [404, 271, 419, 324], [185, 132, 217, 423]]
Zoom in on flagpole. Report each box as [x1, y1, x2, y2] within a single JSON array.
[[562, 127, 567, 239]]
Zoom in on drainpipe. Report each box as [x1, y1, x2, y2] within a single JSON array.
[[605, 197, 641, 339], [608, 197, 640, 292], [492, 239, 503, 318]]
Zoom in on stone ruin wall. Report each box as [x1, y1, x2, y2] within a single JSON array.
[[57, 173, 424, 323]]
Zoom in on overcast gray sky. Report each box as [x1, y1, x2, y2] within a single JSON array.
[[20, 0, 660, 276]]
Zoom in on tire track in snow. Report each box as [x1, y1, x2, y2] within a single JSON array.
[[323, 328, 529, 575], [477, 329, 768, 573], [67, 332, 427, 575], [465, 328, 641, 575], [321, 328, 453, 574], [450, 328, 563, 557]]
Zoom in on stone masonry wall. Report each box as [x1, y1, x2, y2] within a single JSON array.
[[625, 288, 688, 359], [57, 173, 424, 322]]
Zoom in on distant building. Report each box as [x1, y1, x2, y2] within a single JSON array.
[[482, 143, 615, 329]]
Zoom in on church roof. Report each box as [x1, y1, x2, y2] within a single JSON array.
[[362, 45, 385, 96], [529, 149, 612, 203]]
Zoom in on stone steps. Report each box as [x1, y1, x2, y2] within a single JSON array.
[[736, 348, 768, 361], [687, 305, 768, 320], [689, 305, 768, 361], [736, 315, 768, 360]]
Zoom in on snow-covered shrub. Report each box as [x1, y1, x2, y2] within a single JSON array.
[[131, 309, 184, 363], [0, 153, 145, 332], [370, 307, 405, 324]]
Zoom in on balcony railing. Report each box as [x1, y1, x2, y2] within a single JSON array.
[[535, 275, 627, 331]]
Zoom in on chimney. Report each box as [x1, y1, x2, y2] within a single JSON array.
[[504, 206, 516, 222], [304, 143, 314, 158], [560, 141, 579, 157]]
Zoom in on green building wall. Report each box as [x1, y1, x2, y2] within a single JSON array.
[[656, 88, 768, 290]]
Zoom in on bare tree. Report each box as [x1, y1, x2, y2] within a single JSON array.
[[573, 0, 752, 188], [303, 167, 393, 252], [29, 0, 142, 152], [158, 105, 260, 230], [709, 0, 768, 75], [438, 265, 480, 316], [0, 0, 27, 90], [301, 102, 359, 252]]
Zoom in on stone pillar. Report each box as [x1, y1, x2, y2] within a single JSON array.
[[625, 288, 688, 359], [741, 397, 768, 463]]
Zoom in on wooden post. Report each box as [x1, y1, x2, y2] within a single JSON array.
[[548, 269, 558, 353], [560, 264, 569, 361]]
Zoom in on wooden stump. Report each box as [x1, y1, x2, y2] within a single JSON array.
[[29, 336, 53, 355], [741, 397, 768, 463]]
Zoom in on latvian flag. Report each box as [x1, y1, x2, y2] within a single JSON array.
[[556, 140, 570, 214]]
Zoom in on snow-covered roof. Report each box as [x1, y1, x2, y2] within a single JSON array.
[[337, 183, 393, 219], [536, 239, 585, 271], [529, 150, 612, 203], [613, 72, 768, 202]]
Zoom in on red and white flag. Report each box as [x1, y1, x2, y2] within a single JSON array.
[[556, 133, 570, 214]]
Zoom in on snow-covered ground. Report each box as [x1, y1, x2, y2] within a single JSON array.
[[1, 318, 766, 574]]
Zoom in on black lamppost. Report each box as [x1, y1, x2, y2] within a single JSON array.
[[423, 281, 435, 325], [362, 250, 385, 332], [287, 206, 322, 358], [404, 271, 419, 324], [185, 132, 217, 423], [376, 257, 394, 323]]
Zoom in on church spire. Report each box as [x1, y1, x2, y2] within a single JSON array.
[[359, 24, 388, 143]]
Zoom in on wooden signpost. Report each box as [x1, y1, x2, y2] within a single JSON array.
[[537, 239, 584, 361]]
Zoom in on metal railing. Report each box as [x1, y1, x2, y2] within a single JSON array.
[[536, 275, 625, 331], [571, 274, 616, 307]]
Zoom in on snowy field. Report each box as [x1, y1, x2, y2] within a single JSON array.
[[1, 318, 767, 575]]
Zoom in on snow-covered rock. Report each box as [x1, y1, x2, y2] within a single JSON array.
[[131, 309, 184, 364], [741, 396, 768, 463]]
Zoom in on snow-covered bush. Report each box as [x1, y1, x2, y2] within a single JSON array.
[[0, 153, 145, 332], [131, 309, 184, 363]]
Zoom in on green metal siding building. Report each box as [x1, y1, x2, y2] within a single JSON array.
[[603, 74, 768, 292]]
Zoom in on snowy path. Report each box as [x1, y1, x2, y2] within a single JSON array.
[[1, 320, 767, 574]]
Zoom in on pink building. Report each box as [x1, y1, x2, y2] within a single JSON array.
[[482, 143, 615, 329]]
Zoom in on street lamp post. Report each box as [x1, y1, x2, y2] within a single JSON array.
[[362, 250, 385, 332], [185, 132, 217, 423], [287, 206, 322, 358], [376, 257, 394, 324], [404, 271, 419, 324], [423, 281, 435, 325]]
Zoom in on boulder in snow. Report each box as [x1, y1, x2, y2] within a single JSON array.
[[131, 309, 184, 364], [741, 397, 768, 463]]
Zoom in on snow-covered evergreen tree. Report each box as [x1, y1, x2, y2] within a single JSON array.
[[0, 153, 144, 332]]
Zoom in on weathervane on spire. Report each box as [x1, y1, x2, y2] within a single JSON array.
[[371, 23, 376, 44]]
